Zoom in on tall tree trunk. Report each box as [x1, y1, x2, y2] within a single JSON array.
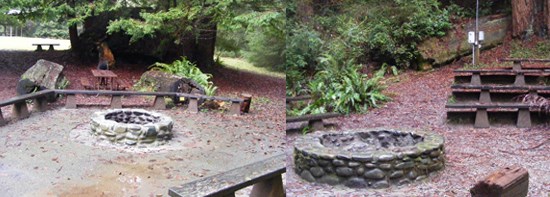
[[512, 0, 534, 37], [196, 22, 216, 67], [68, 0, 80, 52]]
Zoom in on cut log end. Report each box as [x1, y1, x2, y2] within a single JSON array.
[[470, 165, 529, 197]]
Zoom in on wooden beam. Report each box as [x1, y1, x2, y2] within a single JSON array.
[[286, 112, 342, 123], [470, 165, 529, 197]]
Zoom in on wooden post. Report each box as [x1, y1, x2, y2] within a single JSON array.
[[250, 174, 285, 197], [470, 165, 529, 197], [513, 61, 521, 70], [479, 89, 491, 103], [65, 94, 77, 109], [517, 108, 531, 128], [230, 101, 241, 115], [188, 98, 199, 113], [48, 45, 55, 51], [34, 97, 48, 112], [309, 120, 325, 131], [13, 102, 30, 120], [471, 73, 482, 85], [153, 96, 166, 110], [474, 108, 490, 128], [110, 95, 123, 108], [514, 73, 525, 86], [240, 93, 252, 113], [0, 109, 6, 126], [35, 45, 43, 52]]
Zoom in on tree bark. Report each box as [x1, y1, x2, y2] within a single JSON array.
[[512, 0, 534, 37], [68, 0, 80, 52]]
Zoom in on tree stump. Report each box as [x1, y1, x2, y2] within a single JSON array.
[[240, 93, 252, 113], [470, 165, 529, 197]]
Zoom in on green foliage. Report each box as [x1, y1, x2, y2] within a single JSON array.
[[285, 26, 323, 96], [299, 55, 390, 115], [242, 29, 285, 71], [149, 57, 218, 96], [511, 40, 550, 59], [33, 21, 69, 39], [364, 0, 451, 68]]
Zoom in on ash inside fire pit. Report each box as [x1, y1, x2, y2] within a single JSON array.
[[90, 109, 173, 146], [105, 111, 161, 125], [294, 128, 445, 189], [320, 131, 424, 152]]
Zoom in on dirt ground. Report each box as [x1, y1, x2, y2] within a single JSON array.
[[286, 42, 550, 196], [0, 50, 285, 196]]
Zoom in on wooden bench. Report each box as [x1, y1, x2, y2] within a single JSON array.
[[80, 78, 93, 90], [115, 79, 132, 91], [454, 69, 550, 86], [500, 58, 550, 70], [168, 153, 285, 197], [446, 103, 533, 128], [0, 90, 55, 125], [286, 112, 342, 131], [32, 43, 60, 51], [451, 84, 548, 103]]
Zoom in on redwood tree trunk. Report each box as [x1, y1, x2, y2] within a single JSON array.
[[68, 0, 80, 52], [512, 0, 534, 37]]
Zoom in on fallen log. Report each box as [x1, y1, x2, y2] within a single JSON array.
[[470, 165, 529, 197]]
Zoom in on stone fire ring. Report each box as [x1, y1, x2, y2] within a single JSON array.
[[294, 128, 445, 189], [90, 109, 174, 146]]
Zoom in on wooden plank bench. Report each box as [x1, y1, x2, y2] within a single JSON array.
[[451, 84, 547, 103], [0, 90, 55, 125], [445, 103, 533, 128], [286, 112, 342, 131], [115, 79, 132, 91], [500, 58, 550, 70], [32, 43, 60, 51], [168, 153, 285, 197], [454, 69, 550, 86]]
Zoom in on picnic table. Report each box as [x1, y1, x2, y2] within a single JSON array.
[[91, 69, 117, 90]]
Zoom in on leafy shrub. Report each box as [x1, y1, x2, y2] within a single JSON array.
[[149, 57, 218, 96], [285, 26, 323, 96], [299, 54, 389, 115], [243, 29, 285, 71]]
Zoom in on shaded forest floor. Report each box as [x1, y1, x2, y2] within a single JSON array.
[[286, 39, 550, 196]]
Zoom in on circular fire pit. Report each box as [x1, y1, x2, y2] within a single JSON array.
[[90, 109, 173, 145], [294, 128, 445, 188]]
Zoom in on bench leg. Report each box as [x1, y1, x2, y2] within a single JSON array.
[[34, 97, 48, 112], [514, 73, 525, 86], [48, 45, 54, 51], [66, 94, 77, 109], [35, 45, 43, 52], [475, 108, 490, 128], [110, 95, 123, 109], [513, 61, 521, 71], [13, 102, 30, 120], [0, 109, 6, 126], [309, 120, 325, 131], [479, 90, 491, 103], [517, 109, 532, 128], [153, 96, 166, 110], [230, 101, 241, 115], [471, 73, 481, 85], [188, 98, 199, 113], [250, 174, 285, 197]]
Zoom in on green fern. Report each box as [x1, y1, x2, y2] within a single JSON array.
[[149, 57, 218, 96]]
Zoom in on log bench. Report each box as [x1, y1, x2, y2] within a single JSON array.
[[168, 153, 285, 197], [286, 112, 342, 131], [470, 165, 529, 197], [32, 43, 60, 51], [445, 103, 533, 128], [0, 90, 55, 126]]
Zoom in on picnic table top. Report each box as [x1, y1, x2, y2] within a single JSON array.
[[91, 69, 117, 78], [31, 43, 60, 46]]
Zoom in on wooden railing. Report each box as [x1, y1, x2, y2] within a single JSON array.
[[0, 89, 243, 126], [168, 153, 285, 197]]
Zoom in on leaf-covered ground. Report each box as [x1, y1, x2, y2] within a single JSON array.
[[286, 39, 550, 196]]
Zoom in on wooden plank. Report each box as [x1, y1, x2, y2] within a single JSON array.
[[286, 112, 342, 123], [32, 44, 60, 46], [500, 58, 550, 62], [0, 90, 55, 107], [451, 84, 550, 91], [286, 95, 312, 103], [470, 165, 529, 197], [454, 69, 542, 73], [445, 103, 531, 109], [54, 90, 243, 103], [168, 153, 286, 197]]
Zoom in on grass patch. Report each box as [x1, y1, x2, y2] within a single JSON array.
[[219, 57, 285, 79], [510, 40, 550, 58]]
